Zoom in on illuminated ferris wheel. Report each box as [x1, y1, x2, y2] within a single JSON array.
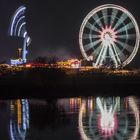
[[79, 97, 140, 140], [79, 4, 140, 68]]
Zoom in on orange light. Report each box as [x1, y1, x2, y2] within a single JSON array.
[[17, 100, 22, 126], [26, 64, 31, 68]]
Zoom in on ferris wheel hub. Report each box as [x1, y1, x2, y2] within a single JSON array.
[[100, 27, 117, 46]]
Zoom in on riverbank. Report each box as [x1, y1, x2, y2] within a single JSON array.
[[0, 67, 140, 98]]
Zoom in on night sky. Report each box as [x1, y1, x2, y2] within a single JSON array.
[[0, 0, 140, 66]]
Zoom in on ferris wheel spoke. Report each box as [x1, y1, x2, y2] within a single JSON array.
[[114, 43, 126, 61], [113, 13, 128, 30], [117, 50, 127, 61], [83, 33, 100, 39], [110, 9, 118, 27], [96, 97, 104, 112], [85, 21, 100, 33], [84, 39, 101, 51], [91, 45, 102, 59], [116, 22, 134, 34], [109, 45, 119, 67], [95, 19, 104, 31], [92, 13, 104, 29], [89, 116, 98, 138], [112, 43, 122, 64], [95, 44, 105, 66], [102, 9, 108, 26], [117, 34, 136, 40], [99, 44, 108, 66], [117, 40, 133, 53]]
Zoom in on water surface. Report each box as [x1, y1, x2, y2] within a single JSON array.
[[0, 96, 139, 140]]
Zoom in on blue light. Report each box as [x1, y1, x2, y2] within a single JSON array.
[[9, 6, 31, 65], [9, 100, 30, 140], [9, 6, 26, 36], [18, 22, 26, 36], [11, 59, 24, 66], [14, 16, 25, 36]]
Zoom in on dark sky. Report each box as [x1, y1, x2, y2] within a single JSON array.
[[0, 0, 140, 66]]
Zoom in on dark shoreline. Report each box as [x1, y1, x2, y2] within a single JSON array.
[[1, 83, 140, 99], [0, 67, 140, 99]]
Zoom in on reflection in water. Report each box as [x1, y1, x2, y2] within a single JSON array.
[[58, 98, 82, 113], [96, 97, 118, 137], [10, 99, 29, 140], [79, 97, 140, 140], [0, 97, 139, 140]]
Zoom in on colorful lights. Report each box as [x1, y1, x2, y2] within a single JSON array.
[[97, 98, 118, 137], [9, 6, 31, 65], [100, 26, 117, 44], [10, 99, 29, 140], [10, 59, 24, 66], [79, 4, 140, 68], [78, 97, 140, 140]]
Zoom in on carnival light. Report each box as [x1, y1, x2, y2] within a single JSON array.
[[79, 4, 140, 68], [96, 97, 118, 137], [10, 99, 29, 140], [9, 6, 31, 65], [78, 96, 140, 140]]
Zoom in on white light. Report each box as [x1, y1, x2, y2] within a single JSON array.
[[14, 16, 25, 36], [79, 4, 140, 68], [23, 31, 27, 38], [18, 22, 26, 36], [97, 98, 118, 136], [10, 6, 26, 36], [100, 26, 117, 46]]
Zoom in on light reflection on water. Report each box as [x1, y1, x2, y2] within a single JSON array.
[[0, 97, 139, 140], [9, 99, 29, 140], [79, 97, 140, 140]]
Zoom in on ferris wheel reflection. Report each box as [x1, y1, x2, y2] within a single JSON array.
[[9, 99, 29, 140], [79, 97, 139, 140]]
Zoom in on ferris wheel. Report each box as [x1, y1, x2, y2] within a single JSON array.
[[79, 4, 140, 68], [78, 97, 140, 140]]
